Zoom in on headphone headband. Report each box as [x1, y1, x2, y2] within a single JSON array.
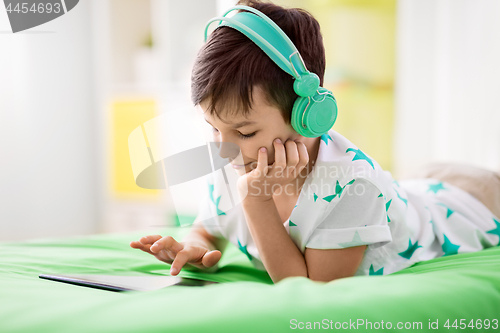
[[204, 5, 311, 82]]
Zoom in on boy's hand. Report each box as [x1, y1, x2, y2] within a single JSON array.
[[129, 235, 222, 276], [237, 138, 309, 202]]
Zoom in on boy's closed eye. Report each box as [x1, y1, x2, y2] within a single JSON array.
[[206, 119, 258, 140], [238, 131, 257, 139], [210, 126, 257, 139]]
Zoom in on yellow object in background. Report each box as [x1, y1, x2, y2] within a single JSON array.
[[275, 0, 396, 172], [110, 98, 160, 197]]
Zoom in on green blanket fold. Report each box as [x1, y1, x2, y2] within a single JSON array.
[[1, 227, 499, 333]]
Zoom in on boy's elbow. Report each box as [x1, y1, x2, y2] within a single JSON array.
[[271, 269, 308, 284], [307, 272, 344, 283]]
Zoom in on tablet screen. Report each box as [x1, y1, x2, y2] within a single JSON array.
[[39, 273, 218, 292]]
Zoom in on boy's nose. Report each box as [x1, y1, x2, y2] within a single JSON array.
[[218, 141, 241, 160], [208, 141, 241, 169]]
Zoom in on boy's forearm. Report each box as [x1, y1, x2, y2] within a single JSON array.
[[242, 198, 308, 283]]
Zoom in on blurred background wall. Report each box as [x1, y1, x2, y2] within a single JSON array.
[[394, 0, 500, 178], [0, 0, 98, 241], [0, 0, 499, 241]]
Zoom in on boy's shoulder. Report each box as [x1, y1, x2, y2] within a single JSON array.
[[312, 129, 390, 195], [316, 129, 374, 166]]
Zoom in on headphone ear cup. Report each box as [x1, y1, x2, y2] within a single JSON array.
[[291, 87, 338, 138], [291, 96, 311, 137]]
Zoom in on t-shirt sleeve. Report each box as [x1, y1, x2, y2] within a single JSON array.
[[306, 178, 392, 250]]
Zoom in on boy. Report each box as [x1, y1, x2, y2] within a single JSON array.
[[130, 0, 500, 283]]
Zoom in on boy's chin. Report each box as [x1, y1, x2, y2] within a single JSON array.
[[231, 162, 273, 176], [231, 165, 255, 176], [233, 167, 251, 176]]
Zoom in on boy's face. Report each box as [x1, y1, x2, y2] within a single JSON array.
[[199, 86, 302, 176]]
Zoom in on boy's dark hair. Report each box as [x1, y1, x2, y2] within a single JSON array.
[[191, 0, 326, 124]]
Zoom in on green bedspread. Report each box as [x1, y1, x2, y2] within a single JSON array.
[[1, 226, 499, 333]]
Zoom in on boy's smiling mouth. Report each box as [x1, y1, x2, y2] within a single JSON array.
[[230, 160, 274, 169], [230, 162, 250, 169], [229, 158, 253, 168]]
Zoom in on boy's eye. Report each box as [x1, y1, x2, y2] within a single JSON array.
[[238, 131, 257, 139], [210, 126, 256, 139]]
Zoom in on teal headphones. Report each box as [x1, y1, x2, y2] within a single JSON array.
[[204, 5, 338, 138]]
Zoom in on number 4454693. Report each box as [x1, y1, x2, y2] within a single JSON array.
[[444, 319, 498, 330], [6, 2, 62, 14]]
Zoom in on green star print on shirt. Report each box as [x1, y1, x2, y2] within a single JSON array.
[[198, 129, 500, 277]]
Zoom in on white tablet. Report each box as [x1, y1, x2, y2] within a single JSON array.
[[39, 273, 218, 292]]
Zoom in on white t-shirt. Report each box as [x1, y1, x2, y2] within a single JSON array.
[[196, 129, 500, 276]]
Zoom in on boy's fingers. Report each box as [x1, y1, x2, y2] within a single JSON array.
[[169, 250, 192, 275], [256, 147, 268, 177], [202, 250, 222, 268], [285, 140, 299, 167], [130, 241, 154, 254], [273, 138, 286, 168], [133, 236, 219, 273], [130, 241, 144, 248], [296, 141, 309, 173], [150, 235, 184, 254], [139, 235, 162, 245]]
